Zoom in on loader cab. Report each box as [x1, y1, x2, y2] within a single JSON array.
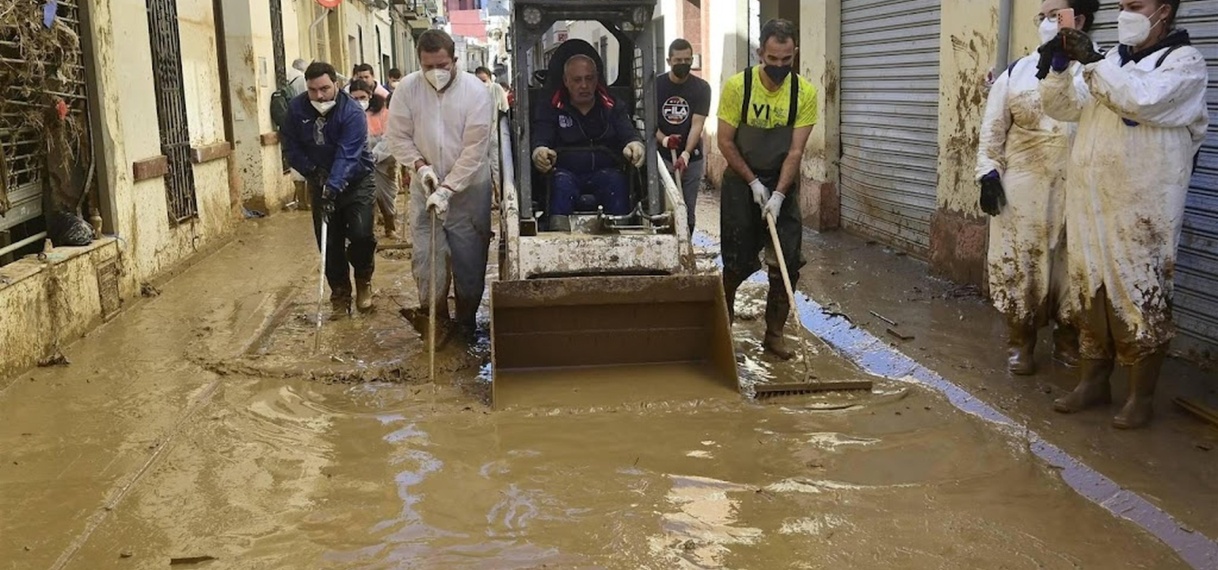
[[506, 1, 665, 236]]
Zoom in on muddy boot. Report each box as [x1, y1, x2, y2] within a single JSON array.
[[330, 284, 352, 319], [762, 280, 796, 360], [384, 215, 399, 241], [1113, 351, 1165, 429], [722, 270, 747, 325], [1053, 359, 1114, 413], [1052, 323, 1080, 367], [1006, 317, 1037, 375], [355, 278, 374, 313]]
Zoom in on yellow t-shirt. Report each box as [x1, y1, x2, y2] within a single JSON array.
[[717, 67, 819, 129]]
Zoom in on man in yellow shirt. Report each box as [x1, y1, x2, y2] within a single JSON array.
[[717, 18, 818, 359]]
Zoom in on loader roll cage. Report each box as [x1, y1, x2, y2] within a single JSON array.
[[507, 0, 663, 235]]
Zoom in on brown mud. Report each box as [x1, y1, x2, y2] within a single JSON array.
[[0, 209, 1199, 569]]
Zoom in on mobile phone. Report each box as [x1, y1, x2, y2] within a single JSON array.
[[1056, 8, 1075, 30]]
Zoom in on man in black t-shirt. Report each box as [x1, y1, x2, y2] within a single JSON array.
[[655, 38, 712, 233]]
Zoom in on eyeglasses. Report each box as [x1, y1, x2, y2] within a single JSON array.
[[1034, 11, 1060, 25]]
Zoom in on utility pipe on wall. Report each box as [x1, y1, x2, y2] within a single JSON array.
[[995, 0, 1014, 76]]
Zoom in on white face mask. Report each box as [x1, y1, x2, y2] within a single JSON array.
[[1038, 19, 1059, 44], [357, 100, 370, 111], [311, 100, 336, 115], [1118, 6, 1165, 46], [425, 68, 452, 91]]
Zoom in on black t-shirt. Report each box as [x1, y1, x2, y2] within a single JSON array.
[[656, 72, 712, 163]]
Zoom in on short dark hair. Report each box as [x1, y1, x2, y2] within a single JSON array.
[[304, 61, 337, 82], [1067, 0, 1101, 32], [417, 29, 456, 59], [475, 66, 493, 77], [352, 63, 375, 75], [387, 67, 402, 79], [760, 18, 798, 49], [668, 38, 693, 57]]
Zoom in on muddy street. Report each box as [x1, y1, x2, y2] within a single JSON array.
[[0, 206, 1206, 569]]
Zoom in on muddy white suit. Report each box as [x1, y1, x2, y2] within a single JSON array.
[[977, 53, 1080, 373], [385, 70, 494, 330], [1040, 30, 1208, 428]]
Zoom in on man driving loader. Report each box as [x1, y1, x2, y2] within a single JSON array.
[[531, 53, 645, 217]]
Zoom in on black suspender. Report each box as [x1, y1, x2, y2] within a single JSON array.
[[741, 66, 800, 127]]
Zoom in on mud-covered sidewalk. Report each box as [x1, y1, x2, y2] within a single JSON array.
[[0, 199, 1212, 569]]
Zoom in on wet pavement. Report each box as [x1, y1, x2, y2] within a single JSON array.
[[0, 203, 1211, 569]]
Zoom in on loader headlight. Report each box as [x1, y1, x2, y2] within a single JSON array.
[[523, 6, 542, 27]]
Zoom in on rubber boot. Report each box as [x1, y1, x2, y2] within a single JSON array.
[[722, 270, 748, 325], [453, 295, 480, 345], [330, 283, 352, 319], [762, 277, 795, 360], [1113, 351, 1165, 429], [1006, 316, 1037, 375], [355, 277, 373, 313], [1053, 358, 1114, 413], [1052, 323, 1080, 367]]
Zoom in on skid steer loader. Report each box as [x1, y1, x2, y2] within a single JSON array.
[[490, 0, 739, 409]]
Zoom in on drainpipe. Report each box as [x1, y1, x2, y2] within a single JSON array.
[[994, 0, 1014, 75]]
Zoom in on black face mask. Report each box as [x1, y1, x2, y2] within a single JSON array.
[[764, 64, 792, 84], [673, 64, 692, 78]]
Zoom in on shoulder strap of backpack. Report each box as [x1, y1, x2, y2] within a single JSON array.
[[1155, 44, 1185, 69]]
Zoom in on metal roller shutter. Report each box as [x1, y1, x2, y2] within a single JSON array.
[[838, 0, 941, 257], [1090, 1, 1218, 353]]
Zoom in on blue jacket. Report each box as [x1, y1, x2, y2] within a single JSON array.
[[531, 88, 641, 173], [281, 89, 373, 192]]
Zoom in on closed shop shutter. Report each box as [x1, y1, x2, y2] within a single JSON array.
[[1090, 1, 1218, 352], [839, 0, 941, 256]]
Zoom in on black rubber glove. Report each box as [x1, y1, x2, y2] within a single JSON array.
[[319, 186, 338, 215], [308, 168, 330, 190], [1035, 35, 1062, 80], [979, 175, 1007, 216], [1060, 28, 1103, 65]]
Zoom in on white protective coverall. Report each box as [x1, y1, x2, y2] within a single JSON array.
[[976, 53, 1078, 324], [1039, 38, 1208, 358], [385, 70, 493, 327]]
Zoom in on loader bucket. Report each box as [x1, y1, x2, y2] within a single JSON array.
[[490, 274, 740, 409]]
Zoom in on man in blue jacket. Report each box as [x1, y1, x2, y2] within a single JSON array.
[[281, 61, 378, 316], [531, 54, 645, 217]]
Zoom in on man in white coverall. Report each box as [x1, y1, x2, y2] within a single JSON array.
[[386, 29, 494, 341], [974, 0, 1096, 375], [1039, 0, 1208, 429]]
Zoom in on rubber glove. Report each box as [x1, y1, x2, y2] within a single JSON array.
[[675, 151, 691, 171], [623, 141, 646, 168], [417, 164, 440, 192], [426, 186, 454, 219], [762, 191, 785, 221], [532, 146, 557, 173], [1060, 28, 1103, 64], [978, 171, 1007, 216], [661, 134, 683, 150], [1035, 36, 1062, 79], [748, 178, 771, 208]]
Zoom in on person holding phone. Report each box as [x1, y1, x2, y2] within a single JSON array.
[[1039, 0, 1208, 429], [976, 0, 1098, 375]]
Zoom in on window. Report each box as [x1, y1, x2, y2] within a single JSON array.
[[146, 0, 198, 222], [270, 0, 287, 87]]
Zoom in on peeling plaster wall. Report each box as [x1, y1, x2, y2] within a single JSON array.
[[87, 0, 237, 297]]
